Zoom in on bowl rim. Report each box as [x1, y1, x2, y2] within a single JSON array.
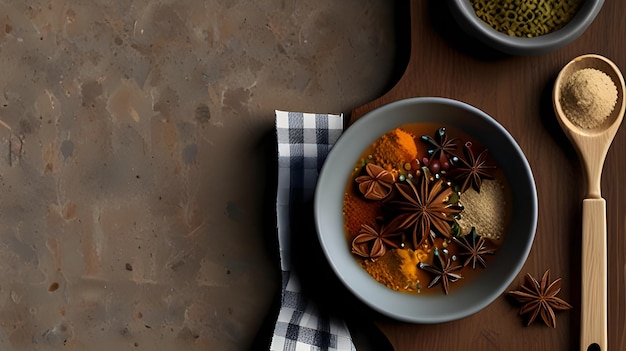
[[314, 97, 538, 323], [449, 0, 605, 55]]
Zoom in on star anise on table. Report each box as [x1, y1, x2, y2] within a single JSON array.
[[355, 163, 396, 200], [351, 221, 402, 261], [420, 127, 460, 166], [452, 227, 494, 269], [447, 141, 495, 193], [507, 269, 573, 328], [386, 173, 463, 249], [418, 248, 463, 295]]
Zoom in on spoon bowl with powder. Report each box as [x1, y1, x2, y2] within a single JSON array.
[[553, 54, 626, 351]]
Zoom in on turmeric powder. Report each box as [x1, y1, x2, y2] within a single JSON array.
[[371, 128, 418, 171], [363, 248, 424, 292]]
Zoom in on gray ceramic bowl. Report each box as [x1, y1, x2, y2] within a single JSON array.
[[314, 97, 538, 323], [448, 0, 604, 55]]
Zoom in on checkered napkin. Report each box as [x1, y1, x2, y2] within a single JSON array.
[[270, 110, 356, 351]]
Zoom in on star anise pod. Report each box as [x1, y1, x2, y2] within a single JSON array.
[[420, 127, 460, 166], [418, 248, 463, 295], [507, 270, 572, 328], [452, 227, 494, 269], [386, 173, 463, 248], [351, 221, 402, 261], [448, 141, 495, 193], [355, 163, 395, 200]]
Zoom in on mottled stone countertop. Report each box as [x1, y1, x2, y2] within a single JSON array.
[[0, 1, 397, 350]]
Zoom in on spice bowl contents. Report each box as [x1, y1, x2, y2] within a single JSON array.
[[471, 0, 584, 38], [346, 124, 507, 296], [315, 97, 538, 324], [448, 0, 605, 55]]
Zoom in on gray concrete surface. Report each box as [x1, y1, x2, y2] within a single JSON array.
[[0, 1, 401, 350]]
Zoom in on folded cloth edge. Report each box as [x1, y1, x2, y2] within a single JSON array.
[[270, 110, 356, 351]]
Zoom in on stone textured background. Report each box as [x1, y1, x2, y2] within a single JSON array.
[[0, 0, 399, 350]]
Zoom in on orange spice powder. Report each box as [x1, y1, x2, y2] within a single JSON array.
[[343, 191, 382, 237], [363, 248, 424, 292], [371, 128, 418, 171]]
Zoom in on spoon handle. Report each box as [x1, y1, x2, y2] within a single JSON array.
[[580, 198, 608, 351]]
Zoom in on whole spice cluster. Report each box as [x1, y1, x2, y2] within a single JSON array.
[[344, 125, 508, 295], [507, 269, 572, 328]]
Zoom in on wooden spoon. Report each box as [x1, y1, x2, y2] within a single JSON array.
[[553, 54, 626, 351]]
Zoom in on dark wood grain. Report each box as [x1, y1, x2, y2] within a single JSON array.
[[348, 1, 626, 350]]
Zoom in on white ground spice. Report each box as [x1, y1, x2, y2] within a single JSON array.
[[560, 68, 617, 129], [457, 179, 506, 240]]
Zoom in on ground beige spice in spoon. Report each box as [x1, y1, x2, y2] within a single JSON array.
[[560, 68, 618, 129]]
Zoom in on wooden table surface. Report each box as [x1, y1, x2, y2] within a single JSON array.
[[348, 1, 626, 350]]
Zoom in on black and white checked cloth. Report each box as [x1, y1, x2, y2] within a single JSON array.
[[271, 110, 356, 351]]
